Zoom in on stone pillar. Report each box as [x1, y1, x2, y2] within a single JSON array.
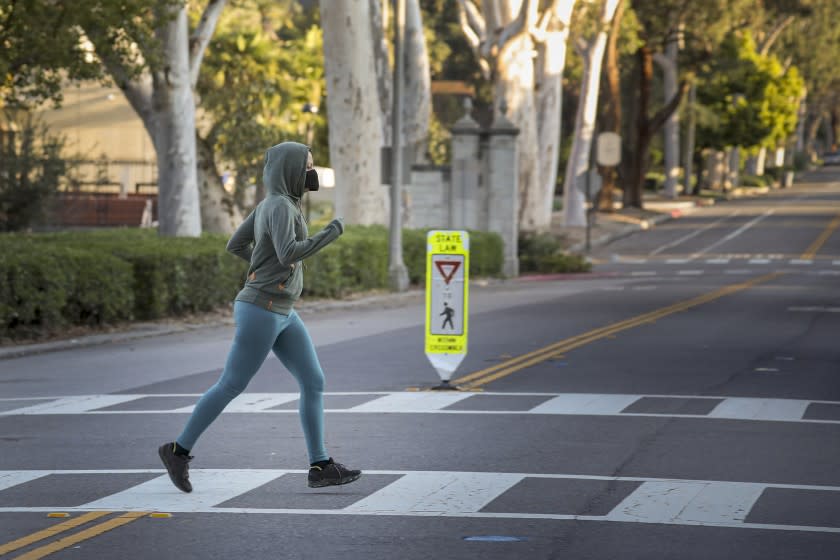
[[449, 99, 482, 230], [486, 105, 520, 278]]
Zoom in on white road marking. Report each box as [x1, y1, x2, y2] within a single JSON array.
[[529, 393, 641, 415], [345, 472, 523, 515], [677, 270, 704, 276], [0, 471, 48, 491], [3, 395, 142, 415], [0, 392, 834, 424], [706, 258, 730, 264], [349, 392, 472, 412], [174, 393, 300, 413], [665, 259, 691, 264], [788, 306, 840, 313], [749, 259, 771, 264], [81, 470, 282, 512], [1, 469, 839, 533], [608, 480, 765, 525], [694, 210, 774, 256], [789, 259, 814, 265], [724, 269, 752, 275], [630, 271, 657, 276], [649, 212, 738, 256], [709, 398, 810, 422]]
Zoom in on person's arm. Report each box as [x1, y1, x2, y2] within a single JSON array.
[[268, 203, 344, 265], [226, 211, 256, 262]]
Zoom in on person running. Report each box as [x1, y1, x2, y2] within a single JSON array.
[[159, 142, 361, 492]]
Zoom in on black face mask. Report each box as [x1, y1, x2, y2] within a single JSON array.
[[305, 169, 319, 192]]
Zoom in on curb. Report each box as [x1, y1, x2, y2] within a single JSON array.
[[566, 211, 678, 254]]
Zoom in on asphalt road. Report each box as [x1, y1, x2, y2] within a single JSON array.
[[1, 171, 839, 559]]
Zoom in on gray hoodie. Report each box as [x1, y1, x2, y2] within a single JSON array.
[[226, 142, 344, 315]]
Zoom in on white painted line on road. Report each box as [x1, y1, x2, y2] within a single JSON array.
[[789, 259, 814, 265], [788, 306, 840, 313], [694, 210, 774, 257], [217, 392, 299, 413], [529, 394, 641, 416], [749, 259, 771, 264], [818, 270, 840, 276], [346, 472, 523, 515], [81, 470, 282, 511], [706, 258, 730, 264], [608, 480, 764, 525], [649, 212, 738, 256], [630, 271, 657, 276], [2, 470, 840, 534], [724, 269, 752, 275], [1, 393, 835, 424], [349, 391, 472, 412], [665, 259, 691, 264], [0, 471, 49, 492], [677, 270, 704, 276], [709, 398, 810, 422], [833, 260, 840, 266], [4, 395, 143, 415], [632, 286, 657, 291]]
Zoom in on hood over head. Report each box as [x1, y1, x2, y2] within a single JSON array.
[[262, 142, 309, 199]]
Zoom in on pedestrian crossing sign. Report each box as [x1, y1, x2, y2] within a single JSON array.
[[425, 230, 469, 382]]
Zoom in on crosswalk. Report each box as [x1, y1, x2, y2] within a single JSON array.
[[1, 469, 839, 534], [1, 392, 838, 424]]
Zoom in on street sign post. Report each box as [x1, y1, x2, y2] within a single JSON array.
[[425, 230, 469, 388]]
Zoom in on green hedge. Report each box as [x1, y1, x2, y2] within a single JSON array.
[[518, 233, 592, 274], [0, 226, 505, 338]]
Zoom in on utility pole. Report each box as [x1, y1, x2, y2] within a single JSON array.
[[388, 0, 409, 292]]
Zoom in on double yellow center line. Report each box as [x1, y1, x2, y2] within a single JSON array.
[[452, 272, 783, 390], [801, 212, 840, 259], [0, 511, 149, 559]]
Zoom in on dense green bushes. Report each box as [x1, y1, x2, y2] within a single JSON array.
[[518, 233, 592, 274], [0, 226, 506, 339]]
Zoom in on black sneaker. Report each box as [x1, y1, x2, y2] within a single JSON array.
[[158, 442, 193, 493], [308, 458, 362, 488]]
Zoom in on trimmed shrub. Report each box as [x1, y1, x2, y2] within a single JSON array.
[[518, 233, 592, 274], [1, 226, 505, 337]]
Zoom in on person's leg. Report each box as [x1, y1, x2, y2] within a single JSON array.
[[271, 310, 328, 464], [176, 302, 287, 451]]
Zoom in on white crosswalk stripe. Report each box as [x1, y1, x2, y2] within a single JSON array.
[[1, 469, 839, 533], [0, 392, 836, 424]]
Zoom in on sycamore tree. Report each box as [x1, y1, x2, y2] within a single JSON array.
[[1, 0, 228, 236]]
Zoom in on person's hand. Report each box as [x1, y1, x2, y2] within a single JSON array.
[[330, 217, 345, 234]]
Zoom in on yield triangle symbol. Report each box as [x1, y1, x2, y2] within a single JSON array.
[[435, 260, 461, 285]]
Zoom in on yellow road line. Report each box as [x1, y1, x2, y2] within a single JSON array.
[[801, 213, 840, 259], [454, 272, 782, 390], [11, 512, 148, 560], [0, 511, 111, 555]]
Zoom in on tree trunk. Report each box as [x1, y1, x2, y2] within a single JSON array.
[[321, 0, 386, 225], [655, 39, 679, 199], [535, 0, 576, 228], [196, 134, 241, 234], [497, 34, 541, 232], [154, 6, 201, 237], [805, 112, 823, 158], [370, 0, 392, 147], [597, 0, 624, 212], [562, 0, 620, 226], [623, 46, 653, 209], [403, 0, 431, 163]]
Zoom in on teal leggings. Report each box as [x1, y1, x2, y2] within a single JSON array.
[[176, 301, 328, 463]]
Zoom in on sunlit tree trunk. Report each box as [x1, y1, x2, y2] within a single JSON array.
[[321, 0, 386, 224], [563, 0, 620, 226]]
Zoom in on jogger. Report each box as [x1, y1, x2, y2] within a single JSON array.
[[176, 304, 327, 462], [159, 142, 360, 493]]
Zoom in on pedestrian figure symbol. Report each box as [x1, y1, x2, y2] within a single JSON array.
[[440, 302, 455, 330]]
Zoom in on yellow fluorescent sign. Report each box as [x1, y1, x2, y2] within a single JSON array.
[[425, 230, 469, 355]]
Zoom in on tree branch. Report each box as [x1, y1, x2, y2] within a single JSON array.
[[456, 0, 491, 77], [758, 15, 795, 56], [189, 0, 227, 87], [496, 0, 537, 53], [649, 79, 690, 134]]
